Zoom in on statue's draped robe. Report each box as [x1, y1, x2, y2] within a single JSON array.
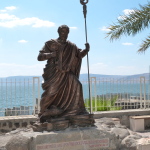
[[38, 39, 88, 117]]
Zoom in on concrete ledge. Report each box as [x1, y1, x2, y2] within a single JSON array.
[[0, 115, 37, 132], [94, 109, 150, 128], [1, 109, 150, 132], [94, 109, 150, 118]]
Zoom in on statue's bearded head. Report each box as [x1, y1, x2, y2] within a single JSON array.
[[58, 25, 69, 42]]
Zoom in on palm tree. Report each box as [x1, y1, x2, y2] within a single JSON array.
[[106, 2, 150, 53]]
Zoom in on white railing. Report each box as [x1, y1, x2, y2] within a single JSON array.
[[83, 77, 150, 113], [33, 77, 41, 114], [0, 77, 41, 116], [0, 76, 150, 116]]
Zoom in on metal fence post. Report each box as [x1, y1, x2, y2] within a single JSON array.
[[33, 77, 41, 115], [90, 77, 97, 112], [140, 76, 146, 109]]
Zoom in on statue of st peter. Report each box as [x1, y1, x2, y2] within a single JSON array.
[[38, 25, 90, 121]]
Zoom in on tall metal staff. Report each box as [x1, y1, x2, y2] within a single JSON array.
[[80, 0, 92, 114]]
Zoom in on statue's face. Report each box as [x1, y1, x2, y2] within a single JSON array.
[[58, 28, 69, 41]]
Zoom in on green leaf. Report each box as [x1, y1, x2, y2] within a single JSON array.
[[106, 2, 150, 52], [138, 35, 150, 53]]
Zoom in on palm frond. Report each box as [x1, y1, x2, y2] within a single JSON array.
[[106, 2, 150, 41], [138, 35, 150, 53]]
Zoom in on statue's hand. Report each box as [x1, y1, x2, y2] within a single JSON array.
[[51, 51, 57, 57], [46, 52, 56, 59], [85, 43, 90, 51]]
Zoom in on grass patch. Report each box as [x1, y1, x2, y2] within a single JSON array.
[[85, 95, 122, 111]]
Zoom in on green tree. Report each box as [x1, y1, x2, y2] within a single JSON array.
[[106, 2, 150, 53]]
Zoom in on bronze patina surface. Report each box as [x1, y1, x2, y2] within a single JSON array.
[[35, 25, 94, 130]]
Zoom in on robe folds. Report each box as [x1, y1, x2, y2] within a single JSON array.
[[38, 39, 88, 117]]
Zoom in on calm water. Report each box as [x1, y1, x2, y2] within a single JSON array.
[[0, 79, 150, 116]]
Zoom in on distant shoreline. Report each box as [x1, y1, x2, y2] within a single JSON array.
[[0, 73, 149, 80]]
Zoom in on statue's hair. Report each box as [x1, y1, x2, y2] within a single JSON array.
[[57, 25, 69, 33]]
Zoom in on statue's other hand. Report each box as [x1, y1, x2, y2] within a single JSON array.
[[85, 43, 90, 51]]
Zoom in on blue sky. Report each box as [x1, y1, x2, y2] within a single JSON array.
[[0, 0, 150, 77]]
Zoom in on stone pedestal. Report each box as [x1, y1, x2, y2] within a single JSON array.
[[26, 125, 120, 150]]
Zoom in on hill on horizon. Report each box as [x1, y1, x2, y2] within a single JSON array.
[[79, 73, 150, 80], [0, 73, 149, 80]]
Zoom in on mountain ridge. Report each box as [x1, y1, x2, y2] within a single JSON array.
[[0, 73, 149, 80]]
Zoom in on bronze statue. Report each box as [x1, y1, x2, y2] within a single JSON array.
[[37, 25, 90, 123]]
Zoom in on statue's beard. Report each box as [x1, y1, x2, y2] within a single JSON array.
[[58, 36, 67, 43]]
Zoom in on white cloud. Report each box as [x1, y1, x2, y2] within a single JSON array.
[[0, 6, 17, 12], [118, 9, 135, 19], [0, 13, 18, 20], [32, 19, 55, 28], [100, 26, 110, 32], [0, 63, 45, 77], [0, 13, 55, 28], [0, 10, 7, 12], [18, 40, 28, 43], [123, 9, 135, 15], [0, 6, 55, 28], [122, 43, 133, 46], [5, 6, 17, 11], [70, 27, 77, 30]]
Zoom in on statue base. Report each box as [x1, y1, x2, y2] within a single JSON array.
[[32, 114, 95, 132], [70, 114, 95, 127], [29, 118, 120, 150]]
